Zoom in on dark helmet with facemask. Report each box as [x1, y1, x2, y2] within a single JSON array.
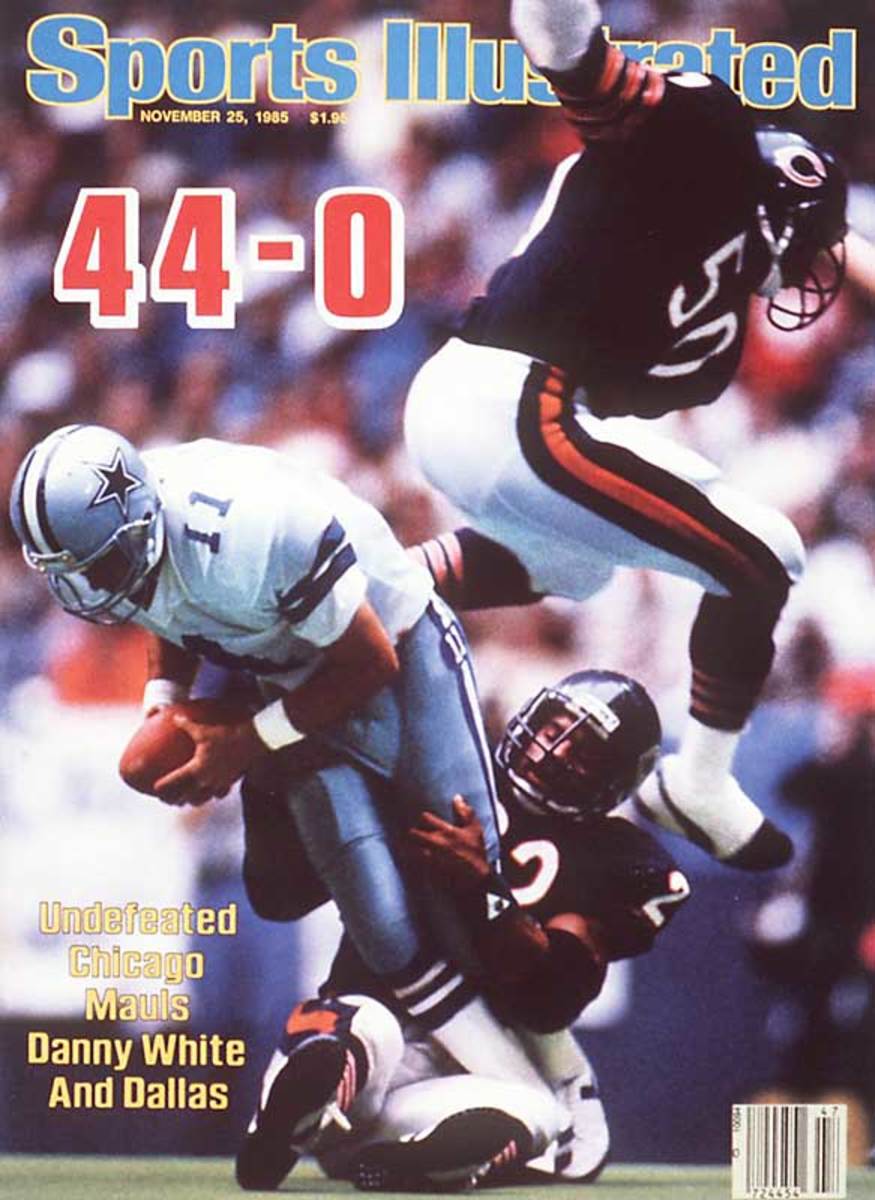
[[754, 126, 848, 331], [496, 669, 661, 820]]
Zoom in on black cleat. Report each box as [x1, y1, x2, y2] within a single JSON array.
[[723, 819, 793, 870], [236, 1036, 348, 1191], [637, 757, 794, 871], [355, 1108, 532, 1192]]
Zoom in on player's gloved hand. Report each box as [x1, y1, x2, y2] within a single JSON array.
[[407, 796, 491, 892], [154, 715, 264, 806]]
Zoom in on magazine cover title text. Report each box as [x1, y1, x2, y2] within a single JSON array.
[[26, 17, 857, 119]]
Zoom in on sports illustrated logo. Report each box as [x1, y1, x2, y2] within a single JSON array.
[[608, 26, 856, 111], [87, 450, 142, 516], [25, 17, 857, 118]]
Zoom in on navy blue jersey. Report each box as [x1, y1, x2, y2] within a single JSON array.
[[319, 781, 689, 1008], [460, 31, 766, 418], [499, 788, 689, 959]]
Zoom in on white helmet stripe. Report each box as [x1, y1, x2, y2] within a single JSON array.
[[19, 444, 55, 556], [19, 425, 83, 558]]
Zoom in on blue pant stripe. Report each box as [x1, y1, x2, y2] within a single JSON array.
[[425, 600, 501, 864]]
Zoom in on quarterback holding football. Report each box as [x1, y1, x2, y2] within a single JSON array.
[[9, 424, 553, 1084]]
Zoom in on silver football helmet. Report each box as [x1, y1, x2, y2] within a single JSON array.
[[9, 424, 164, 624]]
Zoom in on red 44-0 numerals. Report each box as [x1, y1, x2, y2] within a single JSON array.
[[316, 189, 404, 330], [54, 189, 147, 328], [151, 190, 241, 328], [53, 187, 404, 331]]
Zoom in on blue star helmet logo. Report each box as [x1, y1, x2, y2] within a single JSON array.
[[88, 449, 142, 516]]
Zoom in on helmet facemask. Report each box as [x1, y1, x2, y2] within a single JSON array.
[[760, 227, 846, 332], [754, 127, 848, 332], [25, 508, 163, 625], [498, 685, 654, 820]]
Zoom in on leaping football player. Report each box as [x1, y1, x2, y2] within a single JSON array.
[[237, 670, 689, 1191], [404, 0, 850, 870], [8, 425, 555, 1086]]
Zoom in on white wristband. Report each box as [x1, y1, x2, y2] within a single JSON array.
[[252, 700, 305, 751], [143, 678, 189, 716]]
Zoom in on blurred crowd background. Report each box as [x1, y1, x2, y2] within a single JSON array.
[[1, 0, 875, 1167]]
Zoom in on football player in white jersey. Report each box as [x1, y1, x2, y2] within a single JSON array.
[[9, 423, 553, 1085], [404, 0, 849, 871]]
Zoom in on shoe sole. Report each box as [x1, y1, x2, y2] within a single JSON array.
[[236, 1036, 348, 1191], [356, 1108, 531, 1191]]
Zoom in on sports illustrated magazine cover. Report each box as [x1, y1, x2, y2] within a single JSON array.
[[1, 1, 874, 1197]]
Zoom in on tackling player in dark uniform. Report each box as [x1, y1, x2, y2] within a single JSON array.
[[404, 0, 849, 873], [237, 670, 689, 1191], [407, 670, 689, 1034]]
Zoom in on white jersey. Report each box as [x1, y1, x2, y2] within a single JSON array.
[[137, 440, 432, 692]]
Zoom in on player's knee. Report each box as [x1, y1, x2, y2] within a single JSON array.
[[783, 521, 806, 585], [242, 862, 302, 922], [706, 484, 806, 604], [328, 843, 422, 973], [352, 914, 421, 976], [343, 995, 405, 1120], [346, 994, 404, 1070], [711, 515, 805, 610], [501, 1081, 567, 1153], [760, 506, 806, 589]]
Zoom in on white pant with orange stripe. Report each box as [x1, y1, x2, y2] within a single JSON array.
[[405, 338, 804, 604]]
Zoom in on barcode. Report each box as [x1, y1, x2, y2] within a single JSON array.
[[732, 1104, 847, 1199]]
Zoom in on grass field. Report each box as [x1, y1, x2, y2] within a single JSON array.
[[2, 1157, 875, 1200]]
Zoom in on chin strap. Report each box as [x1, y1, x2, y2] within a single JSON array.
[[755, 204, 795, 299]]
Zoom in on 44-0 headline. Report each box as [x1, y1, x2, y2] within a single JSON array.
[[27, 16, 857, 119], [54, 187, 405, 332]]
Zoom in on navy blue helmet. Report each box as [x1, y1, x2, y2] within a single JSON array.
[[496, 669, 661, 820], [754, 126, 847, 330]]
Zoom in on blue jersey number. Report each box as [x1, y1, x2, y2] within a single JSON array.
[[183, 490, 232, 553]]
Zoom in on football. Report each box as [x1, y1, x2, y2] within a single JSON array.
[[119, 698, 249, 797]]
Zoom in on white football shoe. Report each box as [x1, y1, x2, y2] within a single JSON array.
[[554, 1070, 610, 1181], [636, 753, 792, 870], [524, 1060, 609, 1183]]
